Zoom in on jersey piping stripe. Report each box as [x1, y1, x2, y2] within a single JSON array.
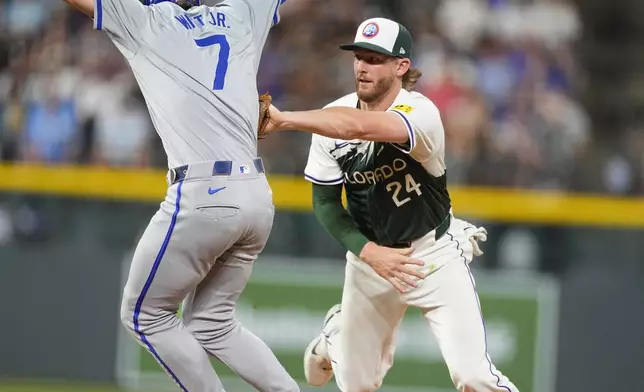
[[272, 0, 287, 26], [95, 0, 103, 30], [132, 180, 188, 392], [447, 231, 513, 392], [391, 110, 415, 153], [304, 174, 344, 185]]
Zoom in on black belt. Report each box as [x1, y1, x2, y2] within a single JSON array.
[[390, 213, 451, 248], [169, 158, 265, 185]]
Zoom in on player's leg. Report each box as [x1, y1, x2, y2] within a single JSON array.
[[182, 246, 298, 392], [120, 180, 241, 392], [412, 219, 519, 392], [181, 175, 298, 392], [304, 255, 407, 392]]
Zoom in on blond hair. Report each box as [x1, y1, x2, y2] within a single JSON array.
[[402, 68, 422, 91]]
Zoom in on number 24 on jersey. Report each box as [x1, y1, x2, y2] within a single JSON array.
[[386, 174, 422, 207]]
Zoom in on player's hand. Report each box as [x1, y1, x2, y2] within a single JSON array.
[[359, 242, 426, 293], [264, 104, 283, 134]]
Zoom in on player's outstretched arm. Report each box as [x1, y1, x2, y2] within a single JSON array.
[[267, 105, 410, 144], [63, 0, 94, 17]]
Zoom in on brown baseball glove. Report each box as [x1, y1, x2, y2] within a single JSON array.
[[258, 92, 272, 139]]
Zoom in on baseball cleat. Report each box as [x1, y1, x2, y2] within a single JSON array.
[[303, 304, 341, 386], [303, 333, 333, 386]]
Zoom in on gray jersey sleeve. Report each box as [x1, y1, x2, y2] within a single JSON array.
[[93, 0, 152, 57], [238, 0, 286, 48]]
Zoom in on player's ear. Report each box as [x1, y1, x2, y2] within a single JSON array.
[[396, 58, 411, 78]]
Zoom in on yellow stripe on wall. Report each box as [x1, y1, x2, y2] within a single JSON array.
[[0, 164, 167, 203], [0, 163, 315, 209], [0, 163, 643, 227], [450, 187, 644, 228]]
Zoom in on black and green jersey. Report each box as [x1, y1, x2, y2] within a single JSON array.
[[303, 90, 451, 247], [334, 140, 451, 246]]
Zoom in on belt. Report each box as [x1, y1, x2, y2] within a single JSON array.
[[390, 213, 451, 248], [169, 158, 265, 185]]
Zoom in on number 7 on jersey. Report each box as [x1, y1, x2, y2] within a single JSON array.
[[194, 35, 230, 91]]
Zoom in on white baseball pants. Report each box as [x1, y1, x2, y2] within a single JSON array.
[[326, 217, 520, 392]]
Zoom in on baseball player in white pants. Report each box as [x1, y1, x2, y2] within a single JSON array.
[[62, 0, 298, 391], [264, 17, 519, 392]]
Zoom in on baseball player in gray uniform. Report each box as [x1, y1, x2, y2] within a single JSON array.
[[62, 0, 298, 391]]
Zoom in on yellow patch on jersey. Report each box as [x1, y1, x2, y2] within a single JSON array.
[[393, 104, 414, 114]]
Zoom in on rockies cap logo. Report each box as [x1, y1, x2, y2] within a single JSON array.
[[362, 22, 379, 38]]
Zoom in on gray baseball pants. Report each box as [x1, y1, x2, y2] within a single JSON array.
[[120, 159, 299, 392]]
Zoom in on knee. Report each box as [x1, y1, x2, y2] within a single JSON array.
[[119, 294, 136, 333], [184, 315, 238, 345], [119, 291, 167, 335]]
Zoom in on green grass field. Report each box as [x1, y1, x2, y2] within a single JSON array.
[[0, 381, 127, 392]]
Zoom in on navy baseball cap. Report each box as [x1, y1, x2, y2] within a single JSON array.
[[340, 17, 413, 60]]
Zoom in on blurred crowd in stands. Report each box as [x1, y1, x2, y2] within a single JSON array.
[[0, 0, 643, 194]]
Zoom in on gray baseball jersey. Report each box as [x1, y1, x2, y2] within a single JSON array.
[[95, 1, 299, 391], [95, 0, 285, 168]]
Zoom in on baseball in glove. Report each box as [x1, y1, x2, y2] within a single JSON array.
[[258, 92, 272, 139]]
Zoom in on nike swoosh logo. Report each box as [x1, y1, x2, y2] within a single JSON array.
[[208, 186, 226, 195]]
